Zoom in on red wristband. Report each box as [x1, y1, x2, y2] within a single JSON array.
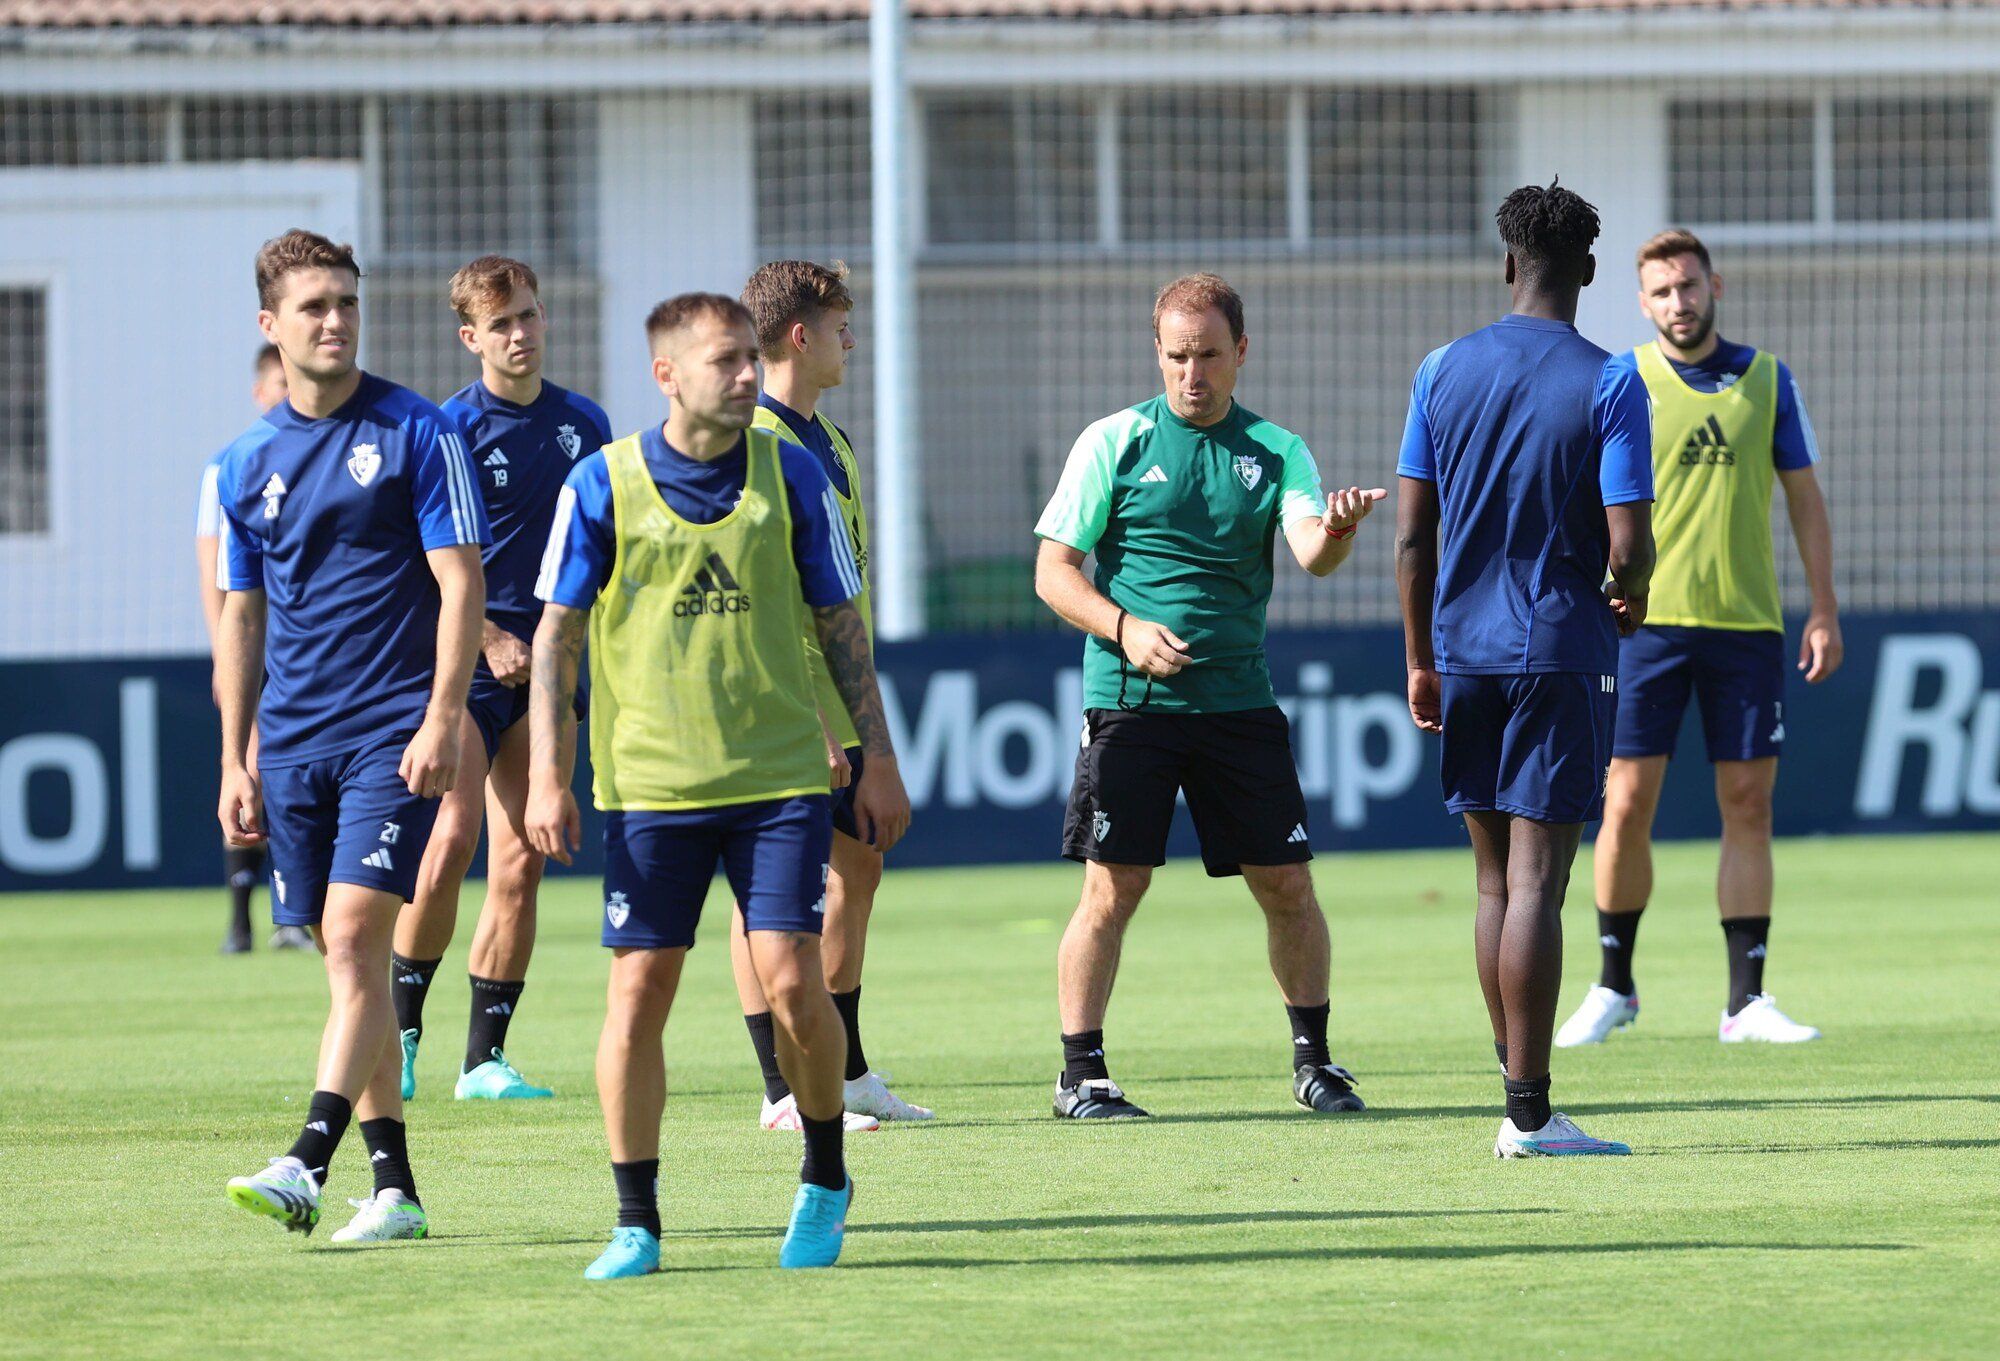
[[1324, 522, 1358, 541]]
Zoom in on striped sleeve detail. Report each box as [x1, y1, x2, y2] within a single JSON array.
[[440, 431, 483, 543], [215, 512, 235, 590], [1789, 373, 1821, 466], [195, 463, 222, 537], [536, 485, 577, 602], [822, 486, 864, 600]]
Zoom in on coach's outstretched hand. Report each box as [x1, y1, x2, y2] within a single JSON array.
[[218, 767, 266, 846], [400, 713, 463, 799], [1322, 486, 1388, 535], [1121, 616, 1192, 678], [851, 754, 912, 853], [526, 776, 582, 866]]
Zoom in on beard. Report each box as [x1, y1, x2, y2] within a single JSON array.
[[1659, 301, 1716, 351]]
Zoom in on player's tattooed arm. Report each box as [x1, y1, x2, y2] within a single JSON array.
[[811, 599, 892, 757], [525, 603, 588, 864]]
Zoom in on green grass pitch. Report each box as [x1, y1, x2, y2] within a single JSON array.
[[3, 833, 1996, 1359]]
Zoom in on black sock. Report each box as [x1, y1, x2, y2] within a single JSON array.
[[744, 1012, 791, 1103], [1721, 917, 1771, 1016], [1503, 1075, 1553, 1133], [224, 845, 263, 935], [1597, 909, 1643, 995], [1494, 1041, 1508, 1070], [830, 986, 869, 1082], [1061, 1029, 1110, 1088], [1286, 1001, 1332, 1071], [466, 976, 526, 1072], [799, 1113, 846, 1192], [391, 954, 442, 1039], [358, 1117, 417, 1201], [284, 1090, 353, 1182], [612, 1159, 660, 1238]]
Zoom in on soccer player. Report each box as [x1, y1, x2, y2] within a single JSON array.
[[196, 343, 312, 953], [729, 259, 929, 1129], [1395, 183, 1654, 1158], [390, 256, 611, 1101], [1034, 273, 1383, 1121], [216, 230, 488, 1240], [525, 293, 910, 1278], [1556, 229, 1838, 1049]]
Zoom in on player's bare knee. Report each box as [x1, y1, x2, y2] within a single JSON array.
[[1245, 863, 1317, 919], [1080, 864, 1149, 924], [1717, 776, 1774, 833]]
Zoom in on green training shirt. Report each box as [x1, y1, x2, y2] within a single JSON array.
[[1035, 395, 1325, 713]]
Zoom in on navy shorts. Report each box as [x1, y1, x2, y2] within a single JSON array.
[[600, 795, 833, 950], [1440, 672, 1618, 824], [1615, 625, 1786, 763], [466, 670, 587, 762], [832, 744, 865, 841], [259, 732, 442, 925]]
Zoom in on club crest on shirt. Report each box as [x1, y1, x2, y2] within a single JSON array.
[[557, 424, 583, 460], [1234, 455, 1263, 492], [347, 443, 382, 487]]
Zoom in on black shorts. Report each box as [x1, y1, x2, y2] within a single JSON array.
[[1062, 707, 1311, 878]]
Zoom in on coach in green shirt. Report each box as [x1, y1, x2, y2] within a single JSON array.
[[1033, 273, 1384, 1121]]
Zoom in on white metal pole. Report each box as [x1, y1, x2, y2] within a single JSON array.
[[870, 0, 923, 638]]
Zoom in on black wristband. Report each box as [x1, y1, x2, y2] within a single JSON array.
[[1115, 609, 1127, 649]]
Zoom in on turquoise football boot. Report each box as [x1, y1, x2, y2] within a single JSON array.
[[584, 1226, 660, 1280], [779, 1178, 853, 1269], [399, 1028, 420, 1101], [455, 1048, 554, 1100]]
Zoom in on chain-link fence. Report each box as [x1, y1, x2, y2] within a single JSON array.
[[2, 29, 1995, 657]]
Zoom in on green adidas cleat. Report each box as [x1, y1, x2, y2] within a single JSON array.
[[226, 1156, 321, 1235], [455, 1048, 554, 1100], [399, 1028, 420, 1101]]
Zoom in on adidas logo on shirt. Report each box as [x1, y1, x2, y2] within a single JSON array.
[[1139, 465, 1169, 484], [261, 473, 288, 521], [675, 551, 752, 617], [1286, 824, 1309, 844], [483, 450, 509, 467], [1678, 414, 1737, 467], [363, 848, 395, 871]]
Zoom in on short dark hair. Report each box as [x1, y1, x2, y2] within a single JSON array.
[[1637, 228, 1712, 276], [254, 228, 361, 311], [645, 292, 754, 351], [1494, 181, 1601, 290], [449, 255, 540, 324], [254, 343, 282, 374], [1153, 273, 1245, 343], [742, 260, 855, 353]]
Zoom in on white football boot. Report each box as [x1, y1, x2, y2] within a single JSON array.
[[330, 1189, 429, 1242], [759, 1092, 880, 1133], [843, 1070, 934, 1122], [1719, 994, 1820, 1043], [1554, 985, 1640, 1048], [1495, 1112, 1631, 1158]]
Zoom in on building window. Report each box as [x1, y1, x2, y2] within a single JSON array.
[[0, 288, 49, 536], [926, 95, 1096, 247], [182, 97, 364, 163], [1834, 97, 1992, 223], [1120, 90, 1288, 243], [1310, 89, 1483, 241], [0, 97, 168, 167], [756, 93, 872, 254], [1668, 99, 1816, 225]]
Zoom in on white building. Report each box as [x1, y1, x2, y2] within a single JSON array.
[[2, 0, 1996, 658]]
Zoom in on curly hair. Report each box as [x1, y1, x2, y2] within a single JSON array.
[[1494, 180, 1600, 290], [254, 228, 361, 311]]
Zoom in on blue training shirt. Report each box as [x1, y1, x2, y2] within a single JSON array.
[[441, 378, 612, 642], [535, 425, 862, 611], [1398, 314, 1654, 676], [1662, 337, 1819, 470], [758, 392, 853, 498], [216, 372, 491, 765]]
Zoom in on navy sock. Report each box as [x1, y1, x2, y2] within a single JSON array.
[[799, 1113, 846, 1192], [1504, 1075, 1552, 1133], [358, 1117, 417, 1201], [744, 1011, 790, 1104], [465, 976, 525, 1073], [1721, 917, 1771, 1016], [1286, 1001, 1331, 1071], [831, 987, 869, 1082], [1061, 1030, 1110, 1088], [284, 1090, 352, 1182], [1597, 909, 1643, 995], [613, 1159, 660, 1238]]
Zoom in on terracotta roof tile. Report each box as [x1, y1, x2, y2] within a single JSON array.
[[0, 1, 1973, 31]]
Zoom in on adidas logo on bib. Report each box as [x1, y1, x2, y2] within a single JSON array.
[[675, 551, 752, 617]]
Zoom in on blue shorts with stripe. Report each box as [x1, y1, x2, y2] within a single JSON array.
[[599, 796, 832, 950], [466, 669, 587, 761], [259, 731, 442, 925], [1614, 625, 1786, 763], [1439, 672, 1618, 824]]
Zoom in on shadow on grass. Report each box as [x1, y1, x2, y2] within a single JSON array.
[[661, 1206, 1556, 1241], [826, 1240, 1912, 1271], [1136, 1092, 2000, 1125]]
